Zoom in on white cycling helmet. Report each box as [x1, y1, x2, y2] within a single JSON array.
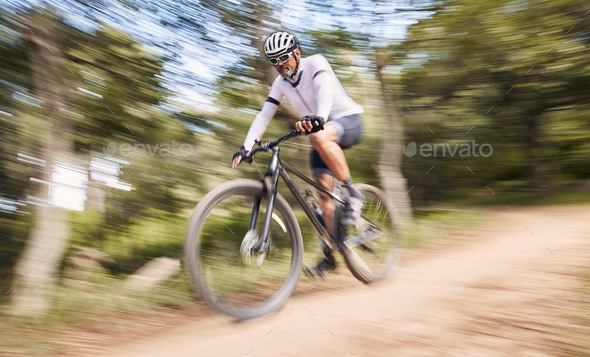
[[264, 32, 299, 57]]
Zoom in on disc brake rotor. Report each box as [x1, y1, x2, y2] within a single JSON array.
[[240, 230, 266, 266]]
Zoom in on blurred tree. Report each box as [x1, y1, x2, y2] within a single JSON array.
[[65, 23, 195, 218], [9, 9, 77, 315], [4, 6, 193, 315], [303, 0, 422, 226], [399, 0, 590, 201], [207, 1, 302, 134], [373, 44, 414, 227], [202, 0, 318, 175], [0, 10, 35, 285]]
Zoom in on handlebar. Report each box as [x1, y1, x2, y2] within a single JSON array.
[[248, 129, 304, 158], [241, 115, 325, 164]]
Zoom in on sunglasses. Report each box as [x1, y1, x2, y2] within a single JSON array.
[[268, 52, 293, 65]]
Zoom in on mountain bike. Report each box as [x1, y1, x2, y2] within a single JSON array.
[[183, 129, 400, 320]]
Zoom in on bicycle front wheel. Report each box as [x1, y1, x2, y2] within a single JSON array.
[[184, 179, 303, 320], [340, 183, 401, 283]]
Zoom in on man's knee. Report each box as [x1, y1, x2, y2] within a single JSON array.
[[310, 124, 337, 149]]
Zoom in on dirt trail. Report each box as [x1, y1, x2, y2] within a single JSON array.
[[71, 205, 590, 356]]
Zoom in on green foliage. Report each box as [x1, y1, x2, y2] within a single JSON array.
[[0, 8, 200, 285], [2, 1, 590, 338], [399, 0, 590, 204], [69, 208, 188, 275], [0, 12, 39, 283]]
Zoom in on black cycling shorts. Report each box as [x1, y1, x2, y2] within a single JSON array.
[[310, 113, 363, 177]]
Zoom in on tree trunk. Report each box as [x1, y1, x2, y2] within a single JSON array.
[[374, 50, 413, 227], [11, 14, 75, 316], [525, 113, 547, 187]]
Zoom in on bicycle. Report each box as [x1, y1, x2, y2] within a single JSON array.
[[183, 129, 400, 320]]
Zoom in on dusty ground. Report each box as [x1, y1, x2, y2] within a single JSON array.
[[61, 205, 590, 356]]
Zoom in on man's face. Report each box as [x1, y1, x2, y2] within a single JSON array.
[[272, 49, 300, 78]]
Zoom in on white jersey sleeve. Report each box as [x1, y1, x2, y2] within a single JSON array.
[[310, 55, 334, 119], [243, 78, 283, 151]]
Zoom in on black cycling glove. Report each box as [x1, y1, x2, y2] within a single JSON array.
[[300, 115, 325, 134], [232, 146, 250, 166]]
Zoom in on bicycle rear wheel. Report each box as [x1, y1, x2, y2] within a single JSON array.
[[184, 179, 303, 320], [340, 183, 401, 283]]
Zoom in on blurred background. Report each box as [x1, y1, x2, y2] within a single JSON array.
[[1, 0, 590, 355]]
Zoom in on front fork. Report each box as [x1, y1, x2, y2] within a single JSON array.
[[248, 150, 281, 254]]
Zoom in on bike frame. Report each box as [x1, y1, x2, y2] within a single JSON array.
[[249, 145, 345, 252]]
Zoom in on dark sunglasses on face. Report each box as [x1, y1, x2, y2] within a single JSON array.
[[268, 52, 293, 65]]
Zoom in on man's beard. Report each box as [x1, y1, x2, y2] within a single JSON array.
[[279, 66, 294, 78]]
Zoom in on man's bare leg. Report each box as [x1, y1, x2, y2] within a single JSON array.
[[310, 123, 364, 227], [316, 173, 335, 235], [309, 124, 349, 181]]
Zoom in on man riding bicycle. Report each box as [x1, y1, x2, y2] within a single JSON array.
[[232, 31, 365, 278]]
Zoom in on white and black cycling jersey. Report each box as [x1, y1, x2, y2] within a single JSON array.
[[243, 54, 364, 151]]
